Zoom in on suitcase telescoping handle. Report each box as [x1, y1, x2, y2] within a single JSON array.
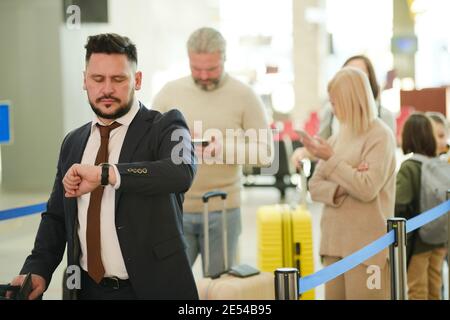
[[202, 191, 228, 277], [202, 191, 227, 203]]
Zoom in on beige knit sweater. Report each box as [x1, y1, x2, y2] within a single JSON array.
[[309, 119, 396, 268], [153, 74, 273, 213]]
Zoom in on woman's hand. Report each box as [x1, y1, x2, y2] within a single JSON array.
[[291, 147, 309, 170], [357, 162, 369, 172], [302, 135, 334, 161], [334, 185, 347, 200]]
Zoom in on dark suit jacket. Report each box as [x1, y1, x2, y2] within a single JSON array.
[[20, 104, 198, 299]]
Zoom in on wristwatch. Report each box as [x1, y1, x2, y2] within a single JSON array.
[[100, 163, 110, 186]]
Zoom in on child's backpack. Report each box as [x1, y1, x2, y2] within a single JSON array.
[[410, 154, 450, 244]]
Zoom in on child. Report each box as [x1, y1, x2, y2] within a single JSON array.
[[426, 111, 449, 162], [395, 113, 447, 300]]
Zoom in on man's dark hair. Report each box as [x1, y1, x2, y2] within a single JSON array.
[[402, 112, 437, 157], [85, 33, 137, 65]]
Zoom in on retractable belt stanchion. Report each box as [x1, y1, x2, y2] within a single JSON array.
[[274, 268, 299, 300], [388, 218, 408, 300]]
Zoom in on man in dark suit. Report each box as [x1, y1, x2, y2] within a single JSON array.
[[8, 33, 198, 300]]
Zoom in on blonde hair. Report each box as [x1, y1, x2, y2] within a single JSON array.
[[327, 67, 376, 134]]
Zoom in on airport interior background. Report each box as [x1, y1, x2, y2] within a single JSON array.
[[1, 0, 449, 299]]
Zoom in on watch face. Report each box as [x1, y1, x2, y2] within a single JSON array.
[[101, 164, 109, 186]]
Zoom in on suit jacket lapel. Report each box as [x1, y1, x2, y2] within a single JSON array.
[[68, 124, 91, 217], [73, 124, 91, 163], [115, 104, 153, 209], [118, 104, 152, 163], [68, 124, 91, 264]]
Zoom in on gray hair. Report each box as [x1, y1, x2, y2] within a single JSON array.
[[187, 27, 226, 60]]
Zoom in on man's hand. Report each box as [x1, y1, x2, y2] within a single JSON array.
[[301, 135, 334, 161], [63, 164, 105, 197], [194, 136, 223, 162], [7, 274, 46, 300]]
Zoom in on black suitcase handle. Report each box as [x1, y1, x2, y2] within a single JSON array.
[[202, 191, 228, 277], [202, 191, 227, 203]]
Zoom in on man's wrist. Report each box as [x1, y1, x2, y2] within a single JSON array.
[[97, 166, 103, 185], [108, 166, 117, 185], [96, 164, 117, 186]]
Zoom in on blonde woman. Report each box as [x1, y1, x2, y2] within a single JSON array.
[[302, 67, 396, 299], [291, 55, 396, 170]]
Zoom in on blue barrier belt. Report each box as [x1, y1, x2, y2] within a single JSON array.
[[299, 231, 395, 293], [406, 200, 450, 233], [1, 199, 449, 293], [299, 199, 450, 294], [0, 203, 46, 221]]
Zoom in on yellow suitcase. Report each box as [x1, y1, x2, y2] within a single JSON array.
[[257, 166, 315, 300]]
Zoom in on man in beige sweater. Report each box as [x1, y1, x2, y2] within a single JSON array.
[[153, 27, 273, 276]]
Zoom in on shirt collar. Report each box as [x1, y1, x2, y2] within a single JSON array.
[[90, 99, 140, 133]]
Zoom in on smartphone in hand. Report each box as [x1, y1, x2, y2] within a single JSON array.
[[296, 129, 319, 147], [17, 273, 32, 300], [296, 129, 313, 141], [192, 138, 210, 147]]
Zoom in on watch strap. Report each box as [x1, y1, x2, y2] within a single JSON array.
[[100, 163, 110, 186]]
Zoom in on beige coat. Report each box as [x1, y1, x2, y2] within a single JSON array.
[[309, 119, 396, 268]]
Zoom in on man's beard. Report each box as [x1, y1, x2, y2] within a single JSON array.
[[89, 92, 134, 119], [193, 77, 221, 91]]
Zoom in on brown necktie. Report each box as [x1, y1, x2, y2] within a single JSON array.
[[86, 121, 122, 283]]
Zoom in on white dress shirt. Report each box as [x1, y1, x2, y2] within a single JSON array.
[[77, 100, 140, 279]]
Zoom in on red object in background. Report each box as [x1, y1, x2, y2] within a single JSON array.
[[398, 86, 449, 145], [271, 120, 299, 141], [396, 105, 415, 145], [400, 87, 448, 116], [304, 112, 319, 137], [271, 111, 320, 141]]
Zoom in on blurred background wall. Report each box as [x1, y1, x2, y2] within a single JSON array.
[[1, 0, 450, 192]]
